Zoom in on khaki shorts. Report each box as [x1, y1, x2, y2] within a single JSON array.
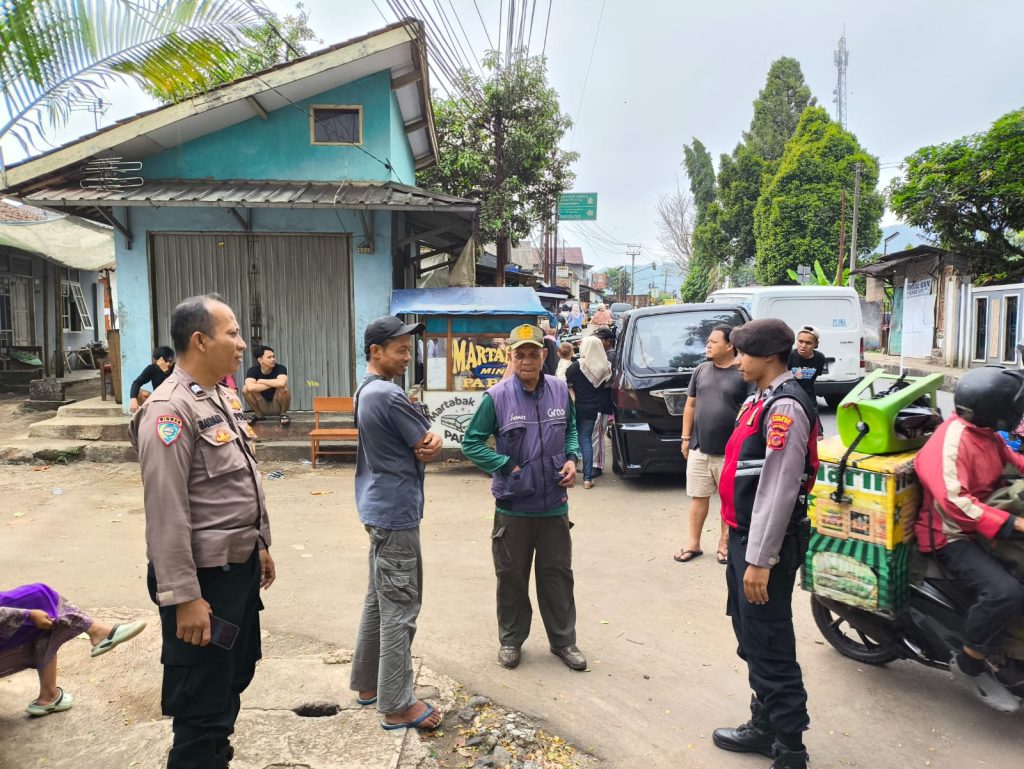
[[685, 448, 724, 498]]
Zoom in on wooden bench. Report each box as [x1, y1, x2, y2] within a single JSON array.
[[309, 396, 359, 468]]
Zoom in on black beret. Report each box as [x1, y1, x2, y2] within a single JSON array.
[[731, 319, 794, 357]]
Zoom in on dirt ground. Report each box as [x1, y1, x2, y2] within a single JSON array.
[[2, 446, 1023, 768]]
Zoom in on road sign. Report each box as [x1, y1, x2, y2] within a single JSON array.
[[558, 192, 597, 221]]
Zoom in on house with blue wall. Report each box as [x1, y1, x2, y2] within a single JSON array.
[[0, 19, 477, 410]]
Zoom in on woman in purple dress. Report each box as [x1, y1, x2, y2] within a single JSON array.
[[1, 584, 146, 717]]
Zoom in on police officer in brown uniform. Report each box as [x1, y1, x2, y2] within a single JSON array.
[[130, 294, 276, 769], [713, 319, 819, 769]]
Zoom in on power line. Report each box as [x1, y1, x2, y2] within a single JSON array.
[[570, 0, 605, 146], [541, 0, 553, 57], [472, 0, 495, 50]]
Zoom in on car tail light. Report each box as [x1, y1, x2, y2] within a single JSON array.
[[859, 338, 865, 371], [614, 385, 641, 412]]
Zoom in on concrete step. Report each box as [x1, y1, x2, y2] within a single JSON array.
[[28, 416, 131, 441], [56, 396, 124, 418], [0, 440, 90, 464]]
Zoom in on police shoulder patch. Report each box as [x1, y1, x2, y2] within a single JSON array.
[[156, 415, 184, 446], [766, 412, 793, 451]]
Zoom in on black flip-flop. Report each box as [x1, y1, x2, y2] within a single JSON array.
[[716, 550, 728, 565], [673, 549, 703, 563]]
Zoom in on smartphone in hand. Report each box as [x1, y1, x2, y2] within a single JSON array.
[[209, 615, 240, 650]]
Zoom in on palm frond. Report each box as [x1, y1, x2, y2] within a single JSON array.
[[0, 0, 268, 152]]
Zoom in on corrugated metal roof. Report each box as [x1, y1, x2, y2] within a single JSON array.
[[20, 180, 478, 212], [0, 214, 114, 270]]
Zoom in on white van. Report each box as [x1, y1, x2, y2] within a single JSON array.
[[706, 286, 865, 407]]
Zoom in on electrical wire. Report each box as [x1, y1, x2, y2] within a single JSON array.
[[570, 0, 605, 146], [541, 0, 553, 57], [472, 0, 495, 50]]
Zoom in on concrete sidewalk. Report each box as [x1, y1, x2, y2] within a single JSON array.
[[864, 351, 967, 392], [0, 610, 595, 769]]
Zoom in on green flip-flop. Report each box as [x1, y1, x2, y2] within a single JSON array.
[[25, 688, 74, 717], [90, 620, 147, 658]]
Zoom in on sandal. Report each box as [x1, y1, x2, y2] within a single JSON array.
[[25, 688, 74, 717], [716, 550, 728, 565], [380, 702, 441, 731], [280, 414, 291, 425], [673, 549, 703, 563], [90, 620, 147, 657], [584, 480, 594, 489]]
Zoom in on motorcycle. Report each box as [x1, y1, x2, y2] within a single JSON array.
[[810, 520, 1024, 713]]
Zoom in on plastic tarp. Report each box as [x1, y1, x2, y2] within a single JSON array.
[[391, 287, 548, 316], [0, 214, 114, 271]]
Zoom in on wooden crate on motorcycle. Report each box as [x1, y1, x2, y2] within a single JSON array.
[[807, 436, 920, 549], [802, 532, 910, 615]]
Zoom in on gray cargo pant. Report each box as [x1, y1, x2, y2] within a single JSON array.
[[350, 525, 422, 715]]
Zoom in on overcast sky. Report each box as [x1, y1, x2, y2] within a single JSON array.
[[3, 0, 1023, 270]]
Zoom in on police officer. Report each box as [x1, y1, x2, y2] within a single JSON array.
[[130, 293, 275, 769], [712, 319, 818, 769]]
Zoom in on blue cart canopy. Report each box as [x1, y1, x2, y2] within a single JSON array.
[[391, 287, 548, 316]]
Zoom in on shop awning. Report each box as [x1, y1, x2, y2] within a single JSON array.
[[391, 287, 548, 316], [0, 214, 114, 270]]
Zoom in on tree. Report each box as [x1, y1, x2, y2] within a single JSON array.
[[889, 108, 1024, 279], [419, 52, 577, 284], [683, 138, 715, 217], [0, 0, 266, 157], [655, 187, 694, 272], [680, 202, 730, 302], [754, 106, 883, 285], [603, 267, 631, 300], [124, 3, 320, 102], [743, 57, 816, 162]]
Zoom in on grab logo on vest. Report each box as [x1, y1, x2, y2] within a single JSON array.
[[547, 408, 566, 418], [510, 414, 527, 422]]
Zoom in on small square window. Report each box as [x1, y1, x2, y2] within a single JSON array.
[[311, 106, 362, 145]]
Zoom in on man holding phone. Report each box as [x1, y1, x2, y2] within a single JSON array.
[[131, 294, 275, 769], [461, 324, 586, 672]]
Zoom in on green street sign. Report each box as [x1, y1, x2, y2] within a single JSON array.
[[558, 192, 597, 221]]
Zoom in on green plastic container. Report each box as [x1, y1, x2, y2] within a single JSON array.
[[836, 370, 944, 455]]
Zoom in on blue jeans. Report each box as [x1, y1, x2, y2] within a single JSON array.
[[577, 415, 597, 481]]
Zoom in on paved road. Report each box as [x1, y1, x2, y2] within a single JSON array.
[[4, 392, 1020, 769]]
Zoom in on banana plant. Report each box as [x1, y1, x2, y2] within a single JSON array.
[[0, 0, 269, 160], [787, 259, 849, 286]]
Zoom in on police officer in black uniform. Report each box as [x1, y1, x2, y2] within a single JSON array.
[[712, 319, 819, 769]]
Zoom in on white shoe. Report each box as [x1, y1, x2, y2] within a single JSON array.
[[950, 654, 1022, 714]]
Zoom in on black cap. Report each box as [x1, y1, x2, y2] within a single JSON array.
[[731, 319, 794, 357], [593, 326, 616, 341], [364, 315, 424, 356]]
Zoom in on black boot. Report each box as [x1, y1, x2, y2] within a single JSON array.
[[712, 696, 775, 758], [770, 741, 809, 769], [214, 743, 234, 769]]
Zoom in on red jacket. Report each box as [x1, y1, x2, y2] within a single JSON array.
[[914, 415, 1024, 551]]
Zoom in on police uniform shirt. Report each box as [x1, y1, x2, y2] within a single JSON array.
[[744, 371, 811, 569], [129, 366, 270, 607]]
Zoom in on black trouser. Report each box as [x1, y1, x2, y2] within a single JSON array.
[[936, 539, 1024, 656], [491, 512, 576, 648], [147, 550, 263, 769], [726, 528, 809, 737]]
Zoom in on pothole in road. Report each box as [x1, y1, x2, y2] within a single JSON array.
[[292, 703, 340, 718]]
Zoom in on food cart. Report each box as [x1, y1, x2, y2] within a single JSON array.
[[390, 287, 552, 448]]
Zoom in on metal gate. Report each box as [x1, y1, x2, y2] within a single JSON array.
[[150, 232, 353, 410]]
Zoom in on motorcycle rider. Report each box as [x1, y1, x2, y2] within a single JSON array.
[[914, 365, 1024, 712]]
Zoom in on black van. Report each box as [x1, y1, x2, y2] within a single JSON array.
[[609, 303, 751, 478]]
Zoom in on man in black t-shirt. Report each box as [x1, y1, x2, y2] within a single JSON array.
[[243, 345, 291, 424], [129, 346, 175, 413], [788, 325, 826, 402]]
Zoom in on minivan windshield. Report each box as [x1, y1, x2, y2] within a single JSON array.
[[628, 309, 747, 375]]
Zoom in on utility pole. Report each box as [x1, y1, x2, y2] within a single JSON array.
[[626, 243, 641, 303], [848, 162, 862, 288], [836, 189, 847, 284]]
